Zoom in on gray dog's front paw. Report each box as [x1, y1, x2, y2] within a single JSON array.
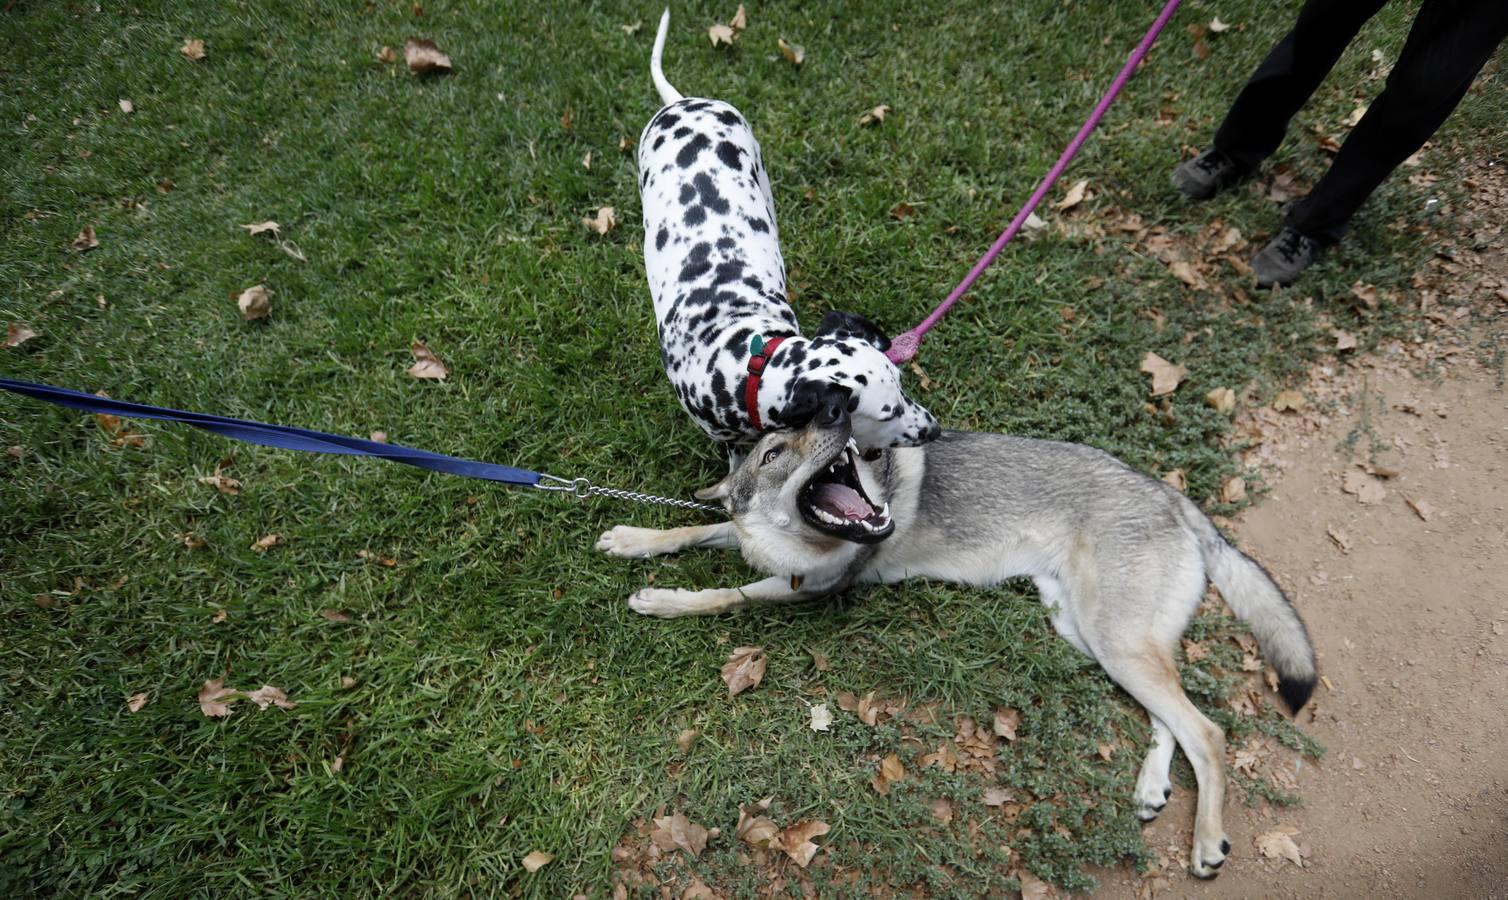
[[628, 587, 693, 618], [596, 525, 662, 559]]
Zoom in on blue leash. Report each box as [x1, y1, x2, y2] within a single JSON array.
[[0, 378, 722, 513]]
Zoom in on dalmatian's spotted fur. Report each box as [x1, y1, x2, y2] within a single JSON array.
[[638, 9, 939, 452]]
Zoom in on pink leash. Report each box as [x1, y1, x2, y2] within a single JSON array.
[[886, 0, 1184, 365]]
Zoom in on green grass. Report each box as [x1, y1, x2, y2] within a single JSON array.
[[2, 1, 1501, 895]]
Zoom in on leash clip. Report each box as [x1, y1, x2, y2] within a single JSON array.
[[536, 473, 593, 498]]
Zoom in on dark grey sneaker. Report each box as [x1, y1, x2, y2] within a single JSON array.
[[1171, 148, 1251, 200], [1251, 227, 1323, 287]]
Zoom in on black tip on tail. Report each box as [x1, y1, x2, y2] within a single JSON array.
[[1278, 674, 1316, 716]]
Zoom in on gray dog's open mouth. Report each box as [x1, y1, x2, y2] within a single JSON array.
[[797, 439, 894, 543]]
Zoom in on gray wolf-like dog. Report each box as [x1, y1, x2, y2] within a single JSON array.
[[637, 9, 939, 450], [597, 398, 1317, 879]]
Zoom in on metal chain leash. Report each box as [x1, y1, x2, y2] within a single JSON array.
[[535, 474, 726, 514]]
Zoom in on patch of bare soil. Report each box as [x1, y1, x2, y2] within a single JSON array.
[[1099, 159, 1508, 899]]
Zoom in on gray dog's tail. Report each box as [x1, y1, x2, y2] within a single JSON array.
[[1193, 512, 1317, 714], [651, 8, 684, 104]]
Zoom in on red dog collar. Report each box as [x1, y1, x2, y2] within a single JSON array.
[[744, 335, 786, 432]]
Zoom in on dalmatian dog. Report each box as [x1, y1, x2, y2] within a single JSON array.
[[637, 9, 940, 456]]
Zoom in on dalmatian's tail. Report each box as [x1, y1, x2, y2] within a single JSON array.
[[651, 8, 684, 104]]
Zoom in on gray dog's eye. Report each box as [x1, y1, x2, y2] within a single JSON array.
[[761, 447, 782, 465]]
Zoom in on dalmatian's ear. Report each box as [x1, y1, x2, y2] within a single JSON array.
[[815, 310, 891, 352]]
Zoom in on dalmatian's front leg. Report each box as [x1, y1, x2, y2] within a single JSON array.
[[596, 521, 737, 560]]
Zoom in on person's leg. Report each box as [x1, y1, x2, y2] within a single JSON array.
[[1284, 0, 1508, 244], [1213, 0, 1392, 169], [1176, 0, 1390, 200]]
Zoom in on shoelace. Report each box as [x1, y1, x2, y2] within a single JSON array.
[[1194, 151, 1233, 175], [1273, 229, 1312, 263]]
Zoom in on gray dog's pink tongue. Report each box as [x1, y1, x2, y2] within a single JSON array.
[[813, 483, 871, 519]]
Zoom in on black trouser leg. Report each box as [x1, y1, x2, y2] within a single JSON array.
[[1213, 0, 1391, 169], [1285, 0, 1508, 243]]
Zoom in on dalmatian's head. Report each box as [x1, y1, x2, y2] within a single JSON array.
[[772, 311, 941, 449]]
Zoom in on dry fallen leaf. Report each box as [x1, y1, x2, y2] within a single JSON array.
[[1140, 352, 1188, 397], [1208, 17, 1231, 33], [730, 4, 748, 31], [197, 677, 239, 717], [520, 850, 553, 873], [1220, 476, 1247, 504], [620, 21, 643, 36], [1206, 386, 1236, 414], [808, 647, 830, 671], [376, 45, 398, 63], [651, 813, 711, 858], [778, 820, 829, 868], [1169, 259, 1202, 288], [4, 322, 39, 349], [992, 708, 1021, 741], [250, 533, 282, 553], [1018, 870, 1054, 900], [676, 728, 699, 753], [127, 692, 150, 713], [1182, 638, 1209, 662], [210, 608, 227, 623], [1161, 469, 1186, 492], [240, 220, 281, 237], [1344, 104, 1368, 128], [708, 23, 735, 47], [1255, 825, 1304, 867], [72, 225, 99, 252], [1054, 178, 1088, 211], [246, 684, 297, 710], [1188, 23, 1210, 60], [321, 608, 352, 622], [1334, 330, 1358, 352], [118, 98, 135, 114], [1405, 497, 1435, 521], [1272, 390, 1306, 412], [404, 38, 452, 73], [180, 39, 206, 61], [889, 201, 915, 220], [1326, 524, 1352, 553], [857, 104, 890, 126], [1351, 281, 1380, 309], [721, 646, 766, 697], [582, 205, 617, 235], [237, 284, 272, 321], [879, 753, 905, 784], [1341, 470, 1386, 505], [198, 465, 242, 495], [407, 340, 449, 380], [982, 786, 1013, 806], [778, 37, 804, 65], [340, 675, 358, 689], [928, 797, 954, 825], [735, 797, 780, 847], [808, 703, 832, 732], [581, 150, 592, 171], [836, 690, 881, 725]]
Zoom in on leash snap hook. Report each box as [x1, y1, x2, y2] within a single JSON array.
[[536, 473, 592, 498]]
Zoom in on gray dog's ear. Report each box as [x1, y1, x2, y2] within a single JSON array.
[[694, 476, 733, 502]]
